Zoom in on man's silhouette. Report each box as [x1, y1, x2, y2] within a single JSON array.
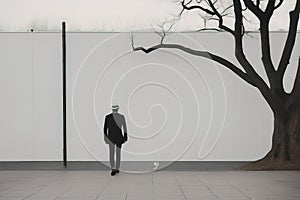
[[103, 105, 127, 176]]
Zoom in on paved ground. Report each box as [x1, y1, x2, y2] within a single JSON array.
[[0, 171, 299, 200]]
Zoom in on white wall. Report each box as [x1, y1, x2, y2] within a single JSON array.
[[0, 32, 298, 161], [0, 32, 62, 161]]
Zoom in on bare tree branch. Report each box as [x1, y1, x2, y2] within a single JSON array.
[[131, 40, 255, 87], [265, 0, 276, 16], [243, 0, 264, 18], [274, 0, 284, 9], [243, 0, 278, 90], [277, 0, 300, 82], [181, 0, 215, 15], [258, 3, 277, 89], [206, 0, 235, 35], [220, 4, 234, 15], [154, 20, 176, 44], [233, 0, 273, 104], [256, 0, 261, 8], [181, 0, 235, 35]]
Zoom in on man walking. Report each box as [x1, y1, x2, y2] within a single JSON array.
[[103, 105, 127, 176]]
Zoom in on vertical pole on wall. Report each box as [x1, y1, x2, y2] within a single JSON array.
[[62, 22, 67, 167]]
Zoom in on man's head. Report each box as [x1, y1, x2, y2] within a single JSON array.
[[112, 104, 119, 113]]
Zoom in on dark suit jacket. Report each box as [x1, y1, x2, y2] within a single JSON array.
[[103, 113, 127, 145]]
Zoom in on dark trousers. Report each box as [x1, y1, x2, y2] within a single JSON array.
[[109, 143, 122, 170]]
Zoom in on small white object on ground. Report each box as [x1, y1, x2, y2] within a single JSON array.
[[153, 161, 159, 170]]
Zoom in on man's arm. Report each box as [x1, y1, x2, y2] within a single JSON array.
[[103, 116, 109, 143], [123, 116, 128, 141]]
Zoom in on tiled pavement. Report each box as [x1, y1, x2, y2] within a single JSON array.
[[0, 171, 299, 200]]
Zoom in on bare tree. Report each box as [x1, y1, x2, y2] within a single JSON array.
[[132, 0, 300, 170]]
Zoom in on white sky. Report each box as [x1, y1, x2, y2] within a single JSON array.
[[0, 0, 297, 32]]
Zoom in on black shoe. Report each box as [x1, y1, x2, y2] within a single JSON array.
[[115, 169, 120, 174], [111, 169, 116, 176]]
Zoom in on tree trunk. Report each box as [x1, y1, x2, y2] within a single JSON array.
[[268, 110, 300, 161], [241, 99, 300, 170]]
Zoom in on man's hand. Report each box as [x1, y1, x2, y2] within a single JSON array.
[[104, 137, 109, 144]]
